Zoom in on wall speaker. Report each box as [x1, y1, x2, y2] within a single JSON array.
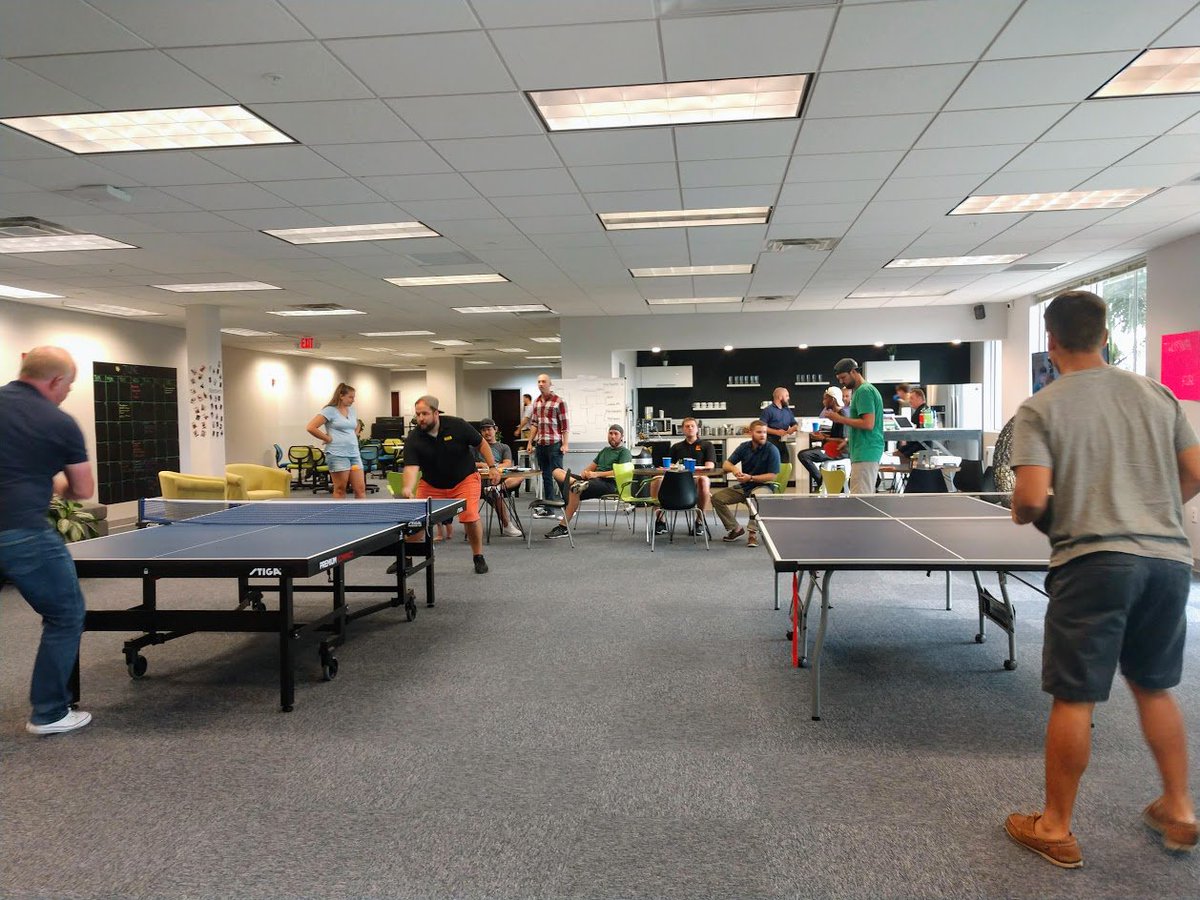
[[973, 304, 986, 320]]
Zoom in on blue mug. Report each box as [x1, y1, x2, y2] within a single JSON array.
[[683, 458, 696, 472], [662, 457, 672, 469]]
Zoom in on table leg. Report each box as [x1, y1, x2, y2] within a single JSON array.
[[945, 571, 952, 611], [279, 576, 295, 712], [810, 570, 833, 721]]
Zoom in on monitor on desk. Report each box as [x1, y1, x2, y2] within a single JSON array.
[[894, 414, 913, 428]]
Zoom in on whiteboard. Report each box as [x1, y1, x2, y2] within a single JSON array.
[[553, 377, 629, 445]]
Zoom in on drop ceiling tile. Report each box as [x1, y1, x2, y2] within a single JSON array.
[[778, 180, 881, 205], [328, 32, 515, 98], [168, 43, 373, 103], [1075, 163, 1200, 190], [806, 64, 971, 118], [91, 0, 312, 45], [0, 62, 100, 119], [0, 156, 131, 191], [86, 152, 241, 187], [385, 93, 543, 141], [431, 136, 561, 172], [304, 202, 413, 225], [825, 0, 1019, 70], [973, 168, 1104, 194], [464, 168, 579, 198], [261, 178, 384, 206], [661, 8, 833, 80], [873, 174, 984, 202], [947, 52, 1136, 109], [279, 0, 478, 38], [126, 210, 246, 233], [217, 208, 328, 230], [160, 183, 294, 211], [894, 144, 1026, 178], [489, 194, 591, 218], [472, 0, 654, 28], [313, 142, 451, 177], [679, 157, 789, 189], [1003, 137, 1148, 171], [490, 21, 662, 89], [251, 100, 418, 145], [986, 0, 1195, 60], [769, 202, 865, 227], [0, 0, 149, 56], [583, 189, 683, 213], [571, 163, 679, 193], [680, 185, 780, 208], [197, 146, 346, 181], [1042, 96, 1200, 142], [795, 116, 933, 155], [673, 120, 799, 162], [1117, 134, 1200, 168], [397, 198, 503, 221], [550, 130, 675, 168], [786, 151, 906, 182], [916, 105, 1072, 149], [17, 50, 233, 109], [360, 173, 481, 202]]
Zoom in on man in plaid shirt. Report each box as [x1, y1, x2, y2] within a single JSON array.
[[526, 372, 569, 502]]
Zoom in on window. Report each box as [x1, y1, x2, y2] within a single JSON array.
[[1029, 262, 1147, 376]]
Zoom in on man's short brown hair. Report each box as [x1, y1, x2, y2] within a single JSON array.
[[748, 419, 767, 430], [681, 416, 697, 426], [1045, 290, 1107, 352]]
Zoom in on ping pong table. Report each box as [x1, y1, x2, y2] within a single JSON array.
[[750, 493, 1050, 720], [69, 497, 463, 711]]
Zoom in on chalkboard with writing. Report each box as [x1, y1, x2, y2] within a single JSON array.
[[93, 361, 180, 504]]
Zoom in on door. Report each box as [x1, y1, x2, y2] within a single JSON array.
[[490, 389, 521, 447], [390, 391, 399, 417]]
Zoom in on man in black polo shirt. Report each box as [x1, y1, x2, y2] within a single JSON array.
[[0, 346, 95, 735], [400, 395, 500, 574], [651, 416, 716, 535]]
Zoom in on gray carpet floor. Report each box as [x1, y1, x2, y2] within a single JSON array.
[[2, 505, 1199, 899]]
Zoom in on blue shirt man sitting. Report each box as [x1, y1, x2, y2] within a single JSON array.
[[711, 419, 781, 548]]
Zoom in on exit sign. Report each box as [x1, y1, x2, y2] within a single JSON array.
[[297, 337, 318, 350]]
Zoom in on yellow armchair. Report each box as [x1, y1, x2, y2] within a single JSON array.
[[158, 471, 237, 500], [225, 463, 291, 500]]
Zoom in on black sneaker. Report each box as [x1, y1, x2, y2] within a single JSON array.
[[532, 507, 555, 519], [545, 524, 570, 539], [473, 555, 488, 574], [654, 518, 668, 535], [694, 517, 706, 534]]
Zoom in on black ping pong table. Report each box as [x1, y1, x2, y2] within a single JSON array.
[[750, 493, 1050, 720], [69, 497, 462, 711]]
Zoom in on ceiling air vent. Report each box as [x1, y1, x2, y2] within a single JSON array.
[[0, 216, 77, 238], [766, 237, 840, 252], [1004, 262, 1067, 272]]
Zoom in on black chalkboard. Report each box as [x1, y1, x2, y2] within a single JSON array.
[[93, 361, 179, 504]]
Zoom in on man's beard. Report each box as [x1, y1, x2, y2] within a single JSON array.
[[419, 419, 436, 432]]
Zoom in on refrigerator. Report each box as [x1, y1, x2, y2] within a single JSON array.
[[924, 383, 983, 429]]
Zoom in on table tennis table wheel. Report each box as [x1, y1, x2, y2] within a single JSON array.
[[321, 654, 339, 681], [974, 633, 985, 644], [1004, 659, 1017, 671], [404, 597, 418, 622], [127, 654, 148, 679]]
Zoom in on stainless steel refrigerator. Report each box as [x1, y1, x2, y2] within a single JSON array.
[[924, 383, 983, 429]]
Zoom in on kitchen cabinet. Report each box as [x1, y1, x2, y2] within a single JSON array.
[[637, 365, 693, 388]]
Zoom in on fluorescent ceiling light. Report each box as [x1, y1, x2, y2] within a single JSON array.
[[155, 281, 280, 292], [529, 336, 560, 343], [1092, 47, 1200, 97], [949, 188, 1159, 215], [0, 105, 293, 154], [630, 264, 754, 277], [358, 346, 403, 353], [723, 345, 733, 351], [385, 273, 508, 287], [847, 289, 954, 299], [527, 355, 562, 359], [464, 360, 492, 365], [325, 357, 357, 361], [529, 74, 808, 131], [798, 344, 808, 349], [430, 339, 471, 346], [452, 304, 553, 314], [0, 284, 63, 299], [264, 221, 438, 244], [360, 330, 434, 336], [221, 328, 278, 337], [498, 348, 527, 353], [645, 297, 743, 305], [511, 365, 557, 368], [0, 234, 136, 253], [267, 308, 366, 317], [885, 254, 1026, 268], [63, 302, 161, 317], [599, 207, 770, 231]]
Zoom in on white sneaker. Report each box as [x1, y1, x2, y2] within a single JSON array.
[[501, 522, 522, 537], [26, 709, 92, 735]]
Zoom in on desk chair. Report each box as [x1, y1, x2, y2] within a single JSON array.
[[308, 447, 332, 492], [653, 471, 709, 551], [286, 445, 313, 488], [355, 445, 382, 493], [612, 462, 659, 542]]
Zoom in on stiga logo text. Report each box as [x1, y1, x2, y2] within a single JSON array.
[[248, 567, 283, 577]]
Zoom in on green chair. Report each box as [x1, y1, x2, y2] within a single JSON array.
[[386, 470, 405, 497], [612, 462, 659, 542]]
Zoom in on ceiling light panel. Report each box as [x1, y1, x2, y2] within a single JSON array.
[[630, 264, 754, 277], [885, 254, 1026, 268], [529, 336, 561, 343], [265, 222, 439, 244], [385, 274, 508, 287], [465, 360, 492, 365], [0, 284, 63, 299], [599, 207, 771, 230], [0, 234, 136, 253], [452, 304, 553, 313], [498, 348, 527, 353], [267, 308, 366, 317], [949, 188, 1159, 215], [526, 355, 562, 359], [847, 289, 954, 299], [155, 281, 281, 292], [645, 297, 743, 305], [221, 328, 278, 337], [430, 339, 471, 346], [529, 74, 808, 131], [1092, 47, 1200, 98], [62, 302, 161, 317], [360, 330, 435, 336], [0, 106, 294, 154]]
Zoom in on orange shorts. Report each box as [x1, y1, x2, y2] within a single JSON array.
[[416, 472, 482, 524]]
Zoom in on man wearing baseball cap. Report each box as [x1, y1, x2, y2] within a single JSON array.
[[544, 424, 630, 539], [822, 358, 885, 494], [473, 418, 524, 538]]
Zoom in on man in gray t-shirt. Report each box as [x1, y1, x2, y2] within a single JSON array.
[[1003, 290, 1200, 867]]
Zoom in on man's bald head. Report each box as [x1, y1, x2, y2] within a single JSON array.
[[19, 346, 77, 405]]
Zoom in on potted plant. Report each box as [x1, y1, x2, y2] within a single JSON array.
[[47, 497, 99, 542]]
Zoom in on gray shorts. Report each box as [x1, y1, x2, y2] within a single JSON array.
[[1042, 551, 1191, 702]]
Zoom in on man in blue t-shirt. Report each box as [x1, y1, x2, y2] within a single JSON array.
[[0, 347, 95, 736], [711, 420, 781, 547]]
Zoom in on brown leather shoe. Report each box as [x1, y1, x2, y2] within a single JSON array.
[[1144, 800, 1199, 852], [747, 531, 759, 548], [722, 526, 745, 543], [1004, 813, 1083, 868]]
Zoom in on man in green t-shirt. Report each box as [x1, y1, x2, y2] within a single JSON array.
[[822, 358, 885, 494], [545, 424, 631, 539]]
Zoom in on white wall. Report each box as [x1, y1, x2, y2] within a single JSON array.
[[1000, 295, 1035, 421], [459, 369, 554, 420], [391, 371, 427, 417]]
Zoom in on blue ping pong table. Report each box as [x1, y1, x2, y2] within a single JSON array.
[[750, 493, 1050, 720], [69, 498, 463, 711]]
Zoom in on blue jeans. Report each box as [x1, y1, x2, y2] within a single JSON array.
[[0, 526, 86, 724], [534, 442, 563, 500]]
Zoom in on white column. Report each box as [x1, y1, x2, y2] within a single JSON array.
[[185, 304, 225, 474], [423, 356, 464, 415]]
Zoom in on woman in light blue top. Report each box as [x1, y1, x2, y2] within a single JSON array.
[[306, 382, 365, 499]]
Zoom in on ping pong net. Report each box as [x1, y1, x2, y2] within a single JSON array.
[[140, 498, 434, 526]]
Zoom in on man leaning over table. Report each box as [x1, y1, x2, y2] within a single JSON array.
[[545, 424, 630, 539], [652, 416, 716, 536], [823, 358, 885, 495], [473, 417, 524, 538], [711, 419, 781, 548]]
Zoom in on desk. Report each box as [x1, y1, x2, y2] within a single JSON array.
[[886, 427, 984, 461], [70, 497, 462, 711], [751, 493, 1048, 720]]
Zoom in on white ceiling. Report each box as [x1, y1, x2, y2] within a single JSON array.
[[2, 0, 1200, 369]]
